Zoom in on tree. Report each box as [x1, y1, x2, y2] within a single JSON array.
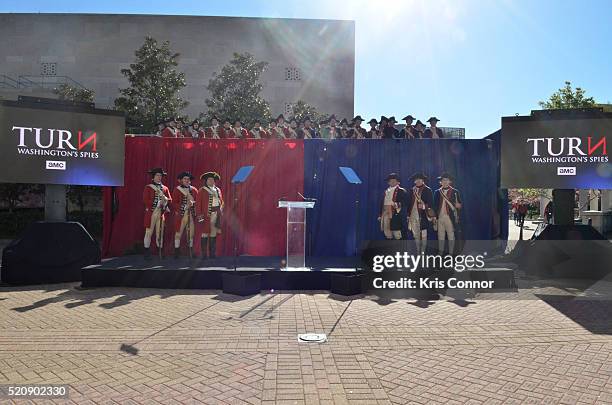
[[53, 83, 95, 103], [513, 81, 598, 209], [114, 36, 188, 133], [0, 184, 43, 213], [205, 53, 271, 128], [538, 81, 596, 109], [67, 186, 101, 213], [290, 100, 330, 125]]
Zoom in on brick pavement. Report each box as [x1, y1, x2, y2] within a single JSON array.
[[0, 283, 611, 404]]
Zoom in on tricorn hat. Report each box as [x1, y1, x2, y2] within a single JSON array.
[[437, 172, 454, 181], [210, 115, 220, 122], [388, 116, 398, 123], [385, 172, 400, 182], [415, 120, 425, 127], [200, 171, 221, 181], [191, 120, 200, 126], [380, 115, 388, 122], [410, 172, 428, 181], [402, 115, 416, 121], [148, 167, 167, 176], [368, 118, 378, 125], [276, 114, 286, 121], [177, 171, 194, 180], [427, 117, 440, 123], [352, 115, 364, 122]]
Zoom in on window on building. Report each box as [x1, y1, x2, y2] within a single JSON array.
[[284, 103, 293, 115], [284, 67, 301, 81], [41, 62, 57, 76]]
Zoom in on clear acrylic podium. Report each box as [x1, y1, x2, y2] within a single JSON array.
[[278, 201, 315, 270]]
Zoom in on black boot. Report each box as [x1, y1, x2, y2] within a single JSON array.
[[200, 237, 208, 260], [174, 247, 180, 259], [209, 237, 217, 259], [144, 247, 151, 261]]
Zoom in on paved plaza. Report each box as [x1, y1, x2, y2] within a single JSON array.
[[0, 276, 611, 404]]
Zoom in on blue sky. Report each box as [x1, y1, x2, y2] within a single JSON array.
[[2, 0, 611, 137]]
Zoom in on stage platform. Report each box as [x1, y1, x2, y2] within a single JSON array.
[[82, 255, 360, 291], [82, 255, 517, 296]]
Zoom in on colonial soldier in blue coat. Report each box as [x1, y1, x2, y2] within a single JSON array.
[[433, 172, 462, 254], [407, 172, 434, 253], [378, 173, 409, 240]]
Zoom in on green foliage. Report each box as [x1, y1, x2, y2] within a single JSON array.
[[539, 81, 596, 109], [53, 83, 95, 103], [114, 36, 188, 133], [67, 186, 102, 213], [508, 188, 547, 205], [0, 208, 44, 239], [0, 183, 44, 213], [67, 210, 103, 238], [290, 100, 329, 125], [205, 53, 271, 128]]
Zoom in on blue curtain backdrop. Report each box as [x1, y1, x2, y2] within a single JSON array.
[[304, 139, 501, 257]]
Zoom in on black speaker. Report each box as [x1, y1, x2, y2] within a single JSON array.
[[1, 221, 100, 285], [222, 273, 261, 296], [330, 273, 363, 296], [552, 189, 575, 225]]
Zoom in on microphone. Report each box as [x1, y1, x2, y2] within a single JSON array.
[[298, 192, 317, 201]]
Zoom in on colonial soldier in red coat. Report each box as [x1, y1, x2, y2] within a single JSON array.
[[219, 119, 232, 139], [407, 172, 434, 253], [276, 114, 288, 136], [143, 168, 172, 259], [196, 171, 224, 259], [171, 171, 198, 259], [251, 119, 269, 139], [378, 173, 409, 240], [161, 118, 178, 138], [232, 119, 251, 139], [286, 118, 299, 139], [433, 172, 462, 255], [205, 115, 221, 139], [269, 119, 284, 139], [187, 120, 205, 138]]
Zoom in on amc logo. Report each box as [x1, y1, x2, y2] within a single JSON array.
[[557, 167, 576, 176], [46, 160, 66, 170]]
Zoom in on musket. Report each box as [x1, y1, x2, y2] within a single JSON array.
[[186, 196, 194, 260], [157, 192, 169, 259]]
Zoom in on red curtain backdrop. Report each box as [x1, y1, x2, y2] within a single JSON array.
[[102, 138, 304, 257]]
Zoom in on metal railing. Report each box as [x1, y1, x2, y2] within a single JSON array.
[[0, 75, 19, 88], [17, 75, 86, 90]]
